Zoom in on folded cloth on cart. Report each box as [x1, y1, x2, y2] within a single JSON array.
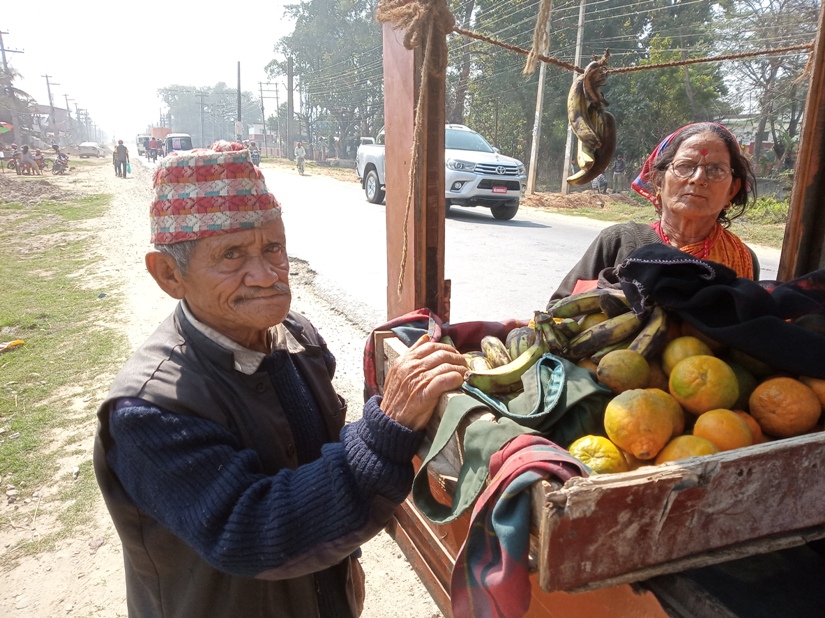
[[362, 308, 524, 398], [616, 243, 825, 379], [462, 352, 612, 447], [451, 434, 588, 618]]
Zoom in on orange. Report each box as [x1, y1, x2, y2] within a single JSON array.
[[749, 377, 822, 438], [661, 336, 714, 375], [799, 376, 825, 411], [580, 312, 609, 330], [680, 321, 726, 354], [693, 409, 753, 451], [597, 349, 650, 394], [645, 388, 685, 437], [567, 435, 628, 474], [646, 359, 669, 391], [603, 389, 673, 460], [734, 410, 765, 444], [621, 450, 648, 471], [725, 360, 759, 411], [577, 358, 599, 374], [727, 348, 774, 378], [668, 355, 739, 416], [655, 435, 719, 464]]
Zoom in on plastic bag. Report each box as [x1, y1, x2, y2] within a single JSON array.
[[126, 162, 132, 174]]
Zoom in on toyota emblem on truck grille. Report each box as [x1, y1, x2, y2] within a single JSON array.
[[496, 166, 506, 175]]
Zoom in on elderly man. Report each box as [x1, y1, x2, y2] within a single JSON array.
[[94, 141, 467, 617]]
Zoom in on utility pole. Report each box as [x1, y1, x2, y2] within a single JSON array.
[[197, 93, 207, 147], [561, 0, 587, 195], [275, 82, 281, 156], [63, 94, 74, 142], [42, 75, 60, 143], [259, 82, 267, 155], [236, 61, 242, 141], [287, 57, 294, 160], [0, 30, 24, 145], [527, 10, 553, 196]]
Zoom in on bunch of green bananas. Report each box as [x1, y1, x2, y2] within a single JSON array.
[[547, 289, 671, 363], [461, 288, 672, 396], [567, 51, 617, 186]]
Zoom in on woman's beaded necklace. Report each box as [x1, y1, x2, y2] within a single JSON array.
[[659, 224, 712, 259]]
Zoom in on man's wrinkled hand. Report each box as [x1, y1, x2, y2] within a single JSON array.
[[379, 336, 468, 431]]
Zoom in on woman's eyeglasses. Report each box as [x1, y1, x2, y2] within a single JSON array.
[[669, 160, 732, 182]]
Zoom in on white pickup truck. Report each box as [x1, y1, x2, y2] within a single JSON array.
[[355, 124, 527, 220]]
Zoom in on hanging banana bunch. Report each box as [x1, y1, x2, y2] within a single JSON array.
[[567, 50, 617, 186]]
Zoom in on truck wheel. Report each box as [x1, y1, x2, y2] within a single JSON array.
[[365, 170, 385, 204], [491, 200, 519, 221]]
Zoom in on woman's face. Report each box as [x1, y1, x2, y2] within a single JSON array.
[[658, 132, 741, 224]]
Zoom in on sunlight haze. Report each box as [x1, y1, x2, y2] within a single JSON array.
[[3, 1, 296, 142]]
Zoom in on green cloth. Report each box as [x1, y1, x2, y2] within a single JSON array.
[[412, 354, 613, 524]]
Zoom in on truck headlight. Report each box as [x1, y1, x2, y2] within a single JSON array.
[[447, 159, 476, 172], [517, 164, 526, 175]]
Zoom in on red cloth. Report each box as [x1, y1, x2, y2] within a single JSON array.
[[450, 435, 588, 618], [362, 308, 526, 399]]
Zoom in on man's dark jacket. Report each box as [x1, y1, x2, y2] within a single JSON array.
[[94, 305, 366, 617]]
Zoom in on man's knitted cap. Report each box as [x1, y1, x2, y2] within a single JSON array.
[[150, 140, 280, 245]]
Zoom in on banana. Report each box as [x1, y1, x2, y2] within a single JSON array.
[[598, 292, 631, 318], [548, 288, 624, 319], [567, 110, 617, 186], [534, 311, 568, 355], [466, 355, 494, 372], [627, 305, 670, 360], [566, 310, 647, 359], [567, 76, 602, 153], [581, 59, 609, 111], [590, 337, 633, 364], [481, 335, 511, 368], [505, 326, 537, 361], [555, 318, 581, 339], [465, 338, 548, 395]]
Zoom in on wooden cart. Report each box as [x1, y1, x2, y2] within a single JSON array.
[[375, 2, 825, 615]]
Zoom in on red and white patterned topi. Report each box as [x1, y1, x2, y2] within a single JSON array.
[[150, 140, 280, 245]]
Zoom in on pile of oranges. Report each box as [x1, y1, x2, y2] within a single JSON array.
[[567, 322, 825, 474]]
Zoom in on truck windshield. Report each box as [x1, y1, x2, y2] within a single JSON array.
[[445, 129, 495, 153]]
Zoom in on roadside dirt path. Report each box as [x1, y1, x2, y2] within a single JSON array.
[[0, 156, 442, 617]]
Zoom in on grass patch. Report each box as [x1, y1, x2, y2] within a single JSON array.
[[0, 191, 128, 557]]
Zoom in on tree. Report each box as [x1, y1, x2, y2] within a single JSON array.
[[266, 0, 384, 158], [157, 84, 262, 146], [717, 0, 817, 170]]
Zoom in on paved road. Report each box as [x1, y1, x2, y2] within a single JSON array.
[[258, 163, 781, 329]]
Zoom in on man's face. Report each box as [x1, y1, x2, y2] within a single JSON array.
[[179, 220, 291, 349]]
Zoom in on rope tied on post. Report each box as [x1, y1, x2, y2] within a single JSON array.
[[524, 0, 553, 75], [376, 0, 455, 299]]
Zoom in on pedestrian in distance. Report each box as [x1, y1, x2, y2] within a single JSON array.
[[591, 173, 608, 194], [114, 140, 130, 178], [93, 140, 468, 618], [294, 140, 307, 175], [18, 145, 40, 175], [612, 153, 627, 193]]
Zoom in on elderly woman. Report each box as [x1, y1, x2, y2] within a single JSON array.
[[548, 122, 759, 302]]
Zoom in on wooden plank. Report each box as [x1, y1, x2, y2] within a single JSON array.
[[778, 1, 825, 279], [538, 432, 825, 592], [382, 23, 449, 320]]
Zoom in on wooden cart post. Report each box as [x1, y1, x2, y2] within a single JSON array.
[[382, 22, 450, 321], [779, 0, 825, 280]]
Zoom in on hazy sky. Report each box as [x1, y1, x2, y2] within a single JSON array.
[[3, 1, 296, 141]]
